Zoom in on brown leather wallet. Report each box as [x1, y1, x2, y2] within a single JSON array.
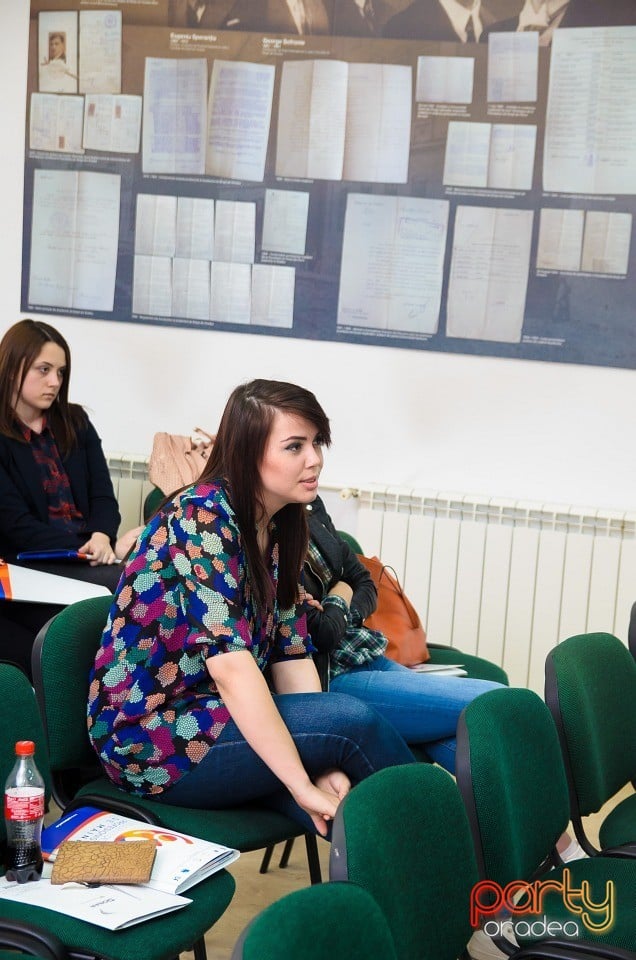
[[50, 840, 156, 885]]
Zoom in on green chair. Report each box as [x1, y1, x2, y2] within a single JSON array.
[[31, 596, 321, 884], [628, 603, 636, 660], [330, 763, 478, 960], [0, 918, 68, 959], [0, 662, 235, 960], [545, 632, 636, 856], [456, 686, 636, 957], [142, 486, 165, 523], [231, 881, 398, 960]]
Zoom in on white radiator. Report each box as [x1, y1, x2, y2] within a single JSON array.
[[352, 487, 636, 693], [106, 456, 636, 695]]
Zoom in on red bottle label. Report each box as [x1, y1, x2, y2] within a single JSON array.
[[4, 788, 45, 821]]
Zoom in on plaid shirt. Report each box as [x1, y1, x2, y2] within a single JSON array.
[[306, 540, 387, 679], [20, 417, 85, 536]]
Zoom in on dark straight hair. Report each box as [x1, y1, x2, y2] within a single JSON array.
[[201, 379, 331, 611], [0, 319, 86, 456]]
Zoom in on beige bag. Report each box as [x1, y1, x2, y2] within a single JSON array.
[[148, 428, 215, 495]]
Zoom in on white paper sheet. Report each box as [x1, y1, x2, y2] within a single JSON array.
[[38, 10, 78, 94], [536, 208, 584, 272], [343, 63, 412, 184], [251, 264, 295, 328], [416, 55, 474, 104], [29, 169, 120, 312], [142, 57, 207, 175], [337, 193, 449, 335], [447, 205, 534, 343], [30, 94, 84, 154], [262, 189, 310, 255], [443, 121, 491, 188], [134, 194, 177, 257], [487, 31, 539, 103], [544, 26, 636, 195], [213, 200, 255, 264], [581, 211, 632, 275], [206, 60, 275, 181], [83, 95, 142, 153], [172, 258, 211, 320], [132, 255, 173, 317], [444, 121, 536, 190], [175, 197, 215, 260], [79, 10, 122, 94], [210, 262, 251, 324]]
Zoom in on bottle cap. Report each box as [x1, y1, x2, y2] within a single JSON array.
[[15, 740, 35, 756]]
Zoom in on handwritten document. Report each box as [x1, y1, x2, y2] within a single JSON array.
[[29, 169, 120, 312], [416, 55, 474, 104], [132, 255, 173, 317], [444, 121, 536, 190], [337, 193, 449, 335], [581, 211, 632, 275], [30, 94, 84, 153], [83, 95, 142, 153], [79, 10, 122, 94], [251, 265, 295, 328], [135, 194, 177, 257], [213, 200, 255, 264], [206, 60, 275, 181], [487, 31, 539, 103], [172, 258, 211, 321], [262, 189, 310, 255], [143, 58, 207, 175], [276, 60, 411, 183], [446, 205, 534, 343], [211, 262, 251, 325], [536, 208, 584, 272], [544, 26, 636, 195]]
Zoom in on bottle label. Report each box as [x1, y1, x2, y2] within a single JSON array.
[[4, 788, 45, 821]]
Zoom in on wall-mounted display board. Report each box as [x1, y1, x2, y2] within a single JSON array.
[[22, 1, 636, 369]]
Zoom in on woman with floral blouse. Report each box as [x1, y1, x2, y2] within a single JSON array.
[[87, 379, 413, 835]]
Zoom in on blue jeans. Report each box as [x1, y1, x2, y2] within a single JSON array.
[[155, 691, 414, 835], [330, 656, 503, 772]]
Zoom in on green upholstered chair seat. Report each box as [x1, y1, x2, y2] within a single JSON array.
[[0, 869, 235, 960], [330, 764, 478, 960], [511, 858, 636, 954], [599, 793, 636, 851], [232, 881, 398, 960], [545, 632, 636, 854], [75, 776, 307, 851], [427, 644, 508, 684]]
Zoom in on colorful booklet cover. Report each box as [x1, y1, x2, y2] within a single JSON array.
[[41, 805, 240, 895]]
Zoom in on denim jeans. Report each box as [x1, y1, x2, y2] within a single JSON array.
[[155, 691, 414, 834], [330, 656, 503, 772]]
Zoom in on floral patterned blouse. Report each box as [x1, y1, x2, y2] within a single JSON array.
[[87, 480, 312, 796]]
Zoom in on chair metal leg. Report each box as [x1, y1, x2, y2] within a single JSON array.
[[305, 832, 322, 885], [278, 837, 295, 868], [259, 844, 275, 874], [193, 937, 208, 960]]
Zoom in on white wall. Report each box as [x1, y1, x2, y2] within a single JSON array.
[[4, 2, 636, 513]]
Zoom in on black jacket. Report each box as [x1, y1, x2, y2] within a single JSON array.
[[304, 496, 377, 655], [0, 416, 120, 560]]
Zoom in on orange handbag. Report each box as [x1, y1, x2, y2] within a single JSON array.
[[357, 555, 430, 667]]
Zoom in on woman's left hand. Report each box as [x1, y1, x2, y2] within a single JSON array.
[[79, 531, 118, 565]]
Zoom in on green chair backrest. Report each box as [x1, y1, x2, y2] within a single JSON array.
[[456, 687, 570, 888], [545, 632, 636, 815], [143, 486, 165, 523], [330, 763, 477, 960], [32, 595, 113, 775], [0, 663, 52, 847], [336, 529, 363, 555], [232, 881, 397, 960]]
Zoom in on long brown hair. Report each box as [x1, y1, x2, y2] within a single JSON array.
[[0, 319, 86, 455], [201, 380, 331, 611]]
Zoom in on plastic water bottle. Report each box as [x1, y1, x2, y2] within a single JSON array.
[[4, 740, 44, 883]]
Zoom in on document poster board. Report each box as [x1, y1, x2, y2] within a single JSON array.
[[21, 1, 636, 369]]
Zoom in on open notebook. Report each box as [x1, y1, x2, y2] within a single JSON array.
[[0, 561, 111, 604]]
